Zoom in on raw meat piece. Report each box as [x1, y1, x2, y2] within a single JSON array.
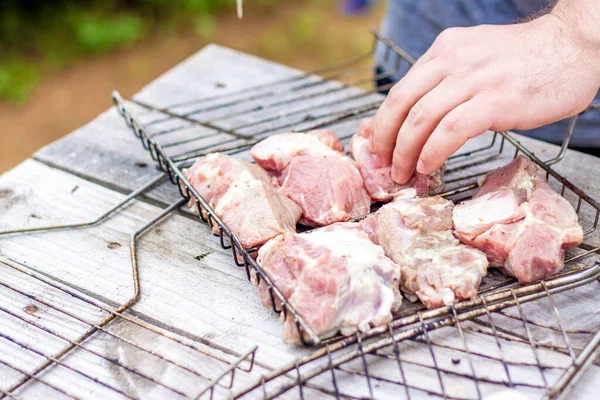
[[215, 179, 303, 248], [361, 197, 488, 309], [475, 154, 545, 200], [307, 129, 345, 152], [256, 222, 402, 343], [468, 221, 523, 266], [451, 189, 526, 241], [183, 153, 257, 215], [250, 130, 344, 172], [504, 223, 565, 282], [279, 155, 371, 226], [251, 131, 371, 226], [183, 153, 301, 248], [349, 118, 445, 201], [528, 182, 583, 246], [453, 156, 583, 283]]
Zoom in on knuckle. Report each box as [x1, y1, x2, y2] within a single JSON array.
[[433, 27, 472, 61], [435, 27, 461, 45], [442, 112, 464, 135], [435, 29, 452, 45], [489, 114, 510, 133], [406, 102, 427, 127], [385, 83, 404, 106]]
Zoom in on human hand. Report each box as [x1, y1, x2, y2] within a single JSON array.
[[370, 10, 600, 184]]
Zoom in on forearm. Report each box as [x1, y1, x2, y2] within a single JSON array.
[[551, 0, 600, 58]]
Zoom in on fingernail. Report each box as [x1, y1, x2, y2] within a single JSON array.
[[417, 159, 426, 174]]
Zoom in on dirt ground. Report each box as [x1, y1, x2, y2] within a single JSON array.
[[0, 2, 384, 172]]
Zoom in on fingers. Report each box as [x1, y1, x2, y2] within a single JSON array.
[[417, 96, 496, 175], [370, 61, 445, 165], [390, 79, 473, 183], [357, 117, 374, 138]]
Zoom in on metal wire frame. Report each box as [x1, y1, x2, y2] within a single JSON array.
[[113, 25, 600, 349], [125, 30, 399, 163], [108, 28, 463, 346], [234, 263, 600, 400], [112, 93, 323, 345], [0, 177, 258, 399], [0, 28, 594, 400]]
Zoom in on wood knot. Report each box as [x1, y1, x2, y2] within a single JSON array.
[[24, 305, 39, 314]]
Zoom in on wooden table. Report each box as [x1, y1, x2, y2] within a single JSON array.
[[1, 44, 600, 400]]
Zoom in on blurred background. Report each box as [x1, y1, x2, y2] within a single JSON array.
[[0, 0, 384, 173]]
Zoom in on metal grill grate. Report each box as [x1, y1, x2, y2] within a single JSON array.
[[1, 28, 599, 399], [110, 29, 600, 399], [113, 29, 600, 345], [234, 265, 600, 400], [0, 177, 258, 400]]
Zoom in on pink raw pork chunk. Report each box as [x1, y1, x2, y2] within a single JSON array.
[[279, 154, 371, 226], [250, 129, 344, 172], [453, 155, 583, 283], [251, 131, 371, 226], [349, 118, 445, 202], [361, 196, 488, 309], [256, 222, 402, 343], [183, 153, 301, 248]]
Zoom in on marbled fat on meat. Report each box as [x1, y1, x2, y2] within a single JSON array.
[[360, 197, 488, 309], [250, 129, 344, 172], [256, 222, 402, 343], [182, 153, 256, 215], [349, 118, 445, 202], [183, 153, 301, 248], [453, 155, 583, 283], [251, 131, 371, 226], [279, 155, 371, 226]]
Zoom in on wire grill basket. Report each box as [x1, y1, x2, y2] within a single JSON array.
[[112, 29, 600, 345], [111, 29, 600, 400], [0, 28, 599, 399], [0, 182, 258, 400]]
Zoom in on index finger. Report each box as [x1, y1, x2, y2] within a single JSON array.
[[370, 62, 445, 165]]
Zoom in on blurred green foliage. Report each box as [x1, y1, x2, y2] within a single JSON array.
[[0, 0, 240, 104], [0, 60, 40, 104]]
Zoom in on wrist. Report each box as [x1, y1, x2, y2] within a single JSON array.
[[550, 1, 600, 57]]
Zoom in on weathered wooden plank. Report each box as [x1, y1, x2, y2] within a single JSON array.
[[32, 104, 182, 207], [33, 45, 600, 238], [0, 260, 114, 398], [11, 315, 268, 400], [0, 263, 262, 399], [0, 160, 312, 367], [1, 160, 599, 399], [3, 159, 597, 398], [15, 42, 600, 399], [32, 45, 355, 206], [133, 45, 309, 110]]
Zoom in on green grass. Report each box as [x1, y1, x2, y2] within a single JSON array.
[[0, 61, 41, 104], [0, 0, 377, 105], [73, 13, 146, 54], [0, 0, 240, 104]]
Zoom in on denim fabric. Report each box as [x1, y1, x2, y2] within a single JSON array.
[[375, 0, 600, 148], [375, 66, 395, 95]]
